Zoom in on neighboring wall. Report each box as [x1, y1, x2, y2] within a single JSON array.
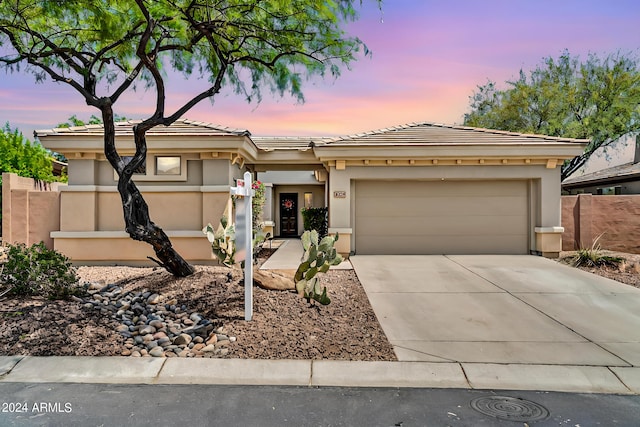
[[1, 172, 63, 249], [562, 194, 640, 253]]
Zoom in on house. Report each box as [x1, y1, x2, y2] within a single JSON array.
[[562, 134, 640, 195], [35, 119, 586, 264]]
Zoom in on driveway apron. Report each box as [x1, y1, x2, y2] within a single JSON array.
[[351, 255, 640, 367]]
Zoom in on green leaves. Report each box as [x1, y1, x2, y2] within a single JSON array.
[[0, 123, 59, 183], [464, 50, 640, 179], [203, 217, 236, 267], [1, 0, 374, 110], [1, 242, 81, 300], [294, 230, 341, 306]]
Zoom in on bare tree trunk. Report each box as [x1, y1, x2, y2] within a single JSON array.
[[119, 179, 195, 277], [101, 104, 195, 277]]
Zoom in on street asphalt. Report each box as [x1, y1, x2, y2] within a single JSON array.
[[2, 382, 640, 426]]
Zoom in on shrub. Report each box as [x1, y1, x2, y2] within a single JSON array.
[[301, 207, 328, 237], [0, 242, 81, 300], [572, 234, 624, 268]]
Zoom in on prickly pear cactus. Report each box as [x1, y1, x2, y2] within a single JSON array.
[[294, 230, 342, 305], [203, 216, 236, 267]]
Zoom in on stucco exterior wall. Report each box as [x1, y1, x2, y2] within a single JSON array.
[[562, 194, 640, 253], [328, 164, 562, 255], [52, 156, 244, 265]]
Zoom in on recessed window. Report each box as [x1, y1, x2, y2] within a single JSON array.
[[597, 186, 622, 195], [122, 156, 146, 174], [304, 192, 313, 208], [155, 156, 181, 175]]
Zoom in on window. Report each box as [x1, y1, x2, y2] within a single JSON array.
[[304, 192, 313, 208], [156, 156, 181, 175], [597, 186, 622, 195], [113, 154, 191, 181]]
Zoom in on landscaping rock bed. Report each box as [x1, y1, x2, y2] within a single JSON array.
[[558, 250, 640, 288], [1, 249, 397, 361], [82, 282, 235, 358]]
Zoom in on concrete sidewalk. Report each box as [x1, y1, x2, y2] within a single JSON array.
[[1, 353, 638, 394], [2, 247, 640, 395]]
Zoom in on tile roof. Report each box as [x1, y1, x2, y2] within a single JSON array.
[[251, 136, 333, 151], [563, 161, 640, 187], [35, 118, 250, 137], [35, 119, 589, 151], [322, 122, 589, 145]]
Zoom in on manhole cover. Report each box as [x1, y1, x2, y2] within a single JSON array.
[[470, 396, 550, 422]]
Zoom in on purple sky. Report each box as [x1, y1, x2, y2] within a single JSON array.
[[2, 0, 640, 139]]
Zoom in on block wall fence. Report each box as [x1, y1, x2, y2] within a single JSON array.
[[562, 194, 640, 254], [1, 173, 63, 249]]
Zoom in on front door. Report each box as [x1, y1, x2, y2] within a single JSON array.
[[279, 193, 298, 237]]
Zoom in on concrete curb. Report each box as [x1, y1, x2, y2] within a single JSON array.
[[1, 356, 637, 394]]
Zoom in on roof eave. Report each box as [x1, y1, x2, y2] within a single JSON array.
[[313, 142, 587, 161], [562, 172, 640, 188]]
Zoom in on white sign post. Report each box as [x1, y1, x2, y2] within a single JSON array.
[[230, 171, 254, 321]]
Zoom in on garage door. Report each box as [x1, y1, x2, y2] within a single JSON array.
[[354, 180, 529, 255]]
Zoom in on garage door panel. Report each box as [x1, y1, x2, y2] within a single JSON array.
[[357, 214, 526, 237], [357, 195, 527, 217], [354, 180, 528, 255], [358, 235, 528, 255], [362, 180, 525, 197]]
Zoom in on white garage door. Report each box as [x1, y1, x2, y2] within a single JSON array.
[[354, 180, 529, 255]]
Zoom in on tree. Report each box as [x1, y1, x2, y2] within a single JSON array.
[[0, 0, 378, 277], [56, 114, 129, 128], [464, 51, 640, 180], [0, 122, 57, 183]]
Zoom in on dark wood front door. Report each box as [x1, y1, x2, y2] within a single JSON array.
[[279, 193, 298, 237]]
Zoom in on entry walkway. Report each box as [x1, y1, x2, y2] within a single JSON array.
[[260, 239, 352, 270]]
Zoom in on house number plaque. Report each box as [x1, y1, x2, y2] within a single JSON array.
[[333, 191, 346, 198]]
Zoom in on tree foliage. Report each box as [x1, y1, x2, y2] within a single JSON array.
[[0, 0, 378, 276], [0, 122, 57, 182], [56, 115, 102, 128], [464, 51, 640, 179]]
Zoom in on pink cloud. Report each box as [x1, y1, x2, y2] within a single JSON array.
[[2, 0, 640, 139]]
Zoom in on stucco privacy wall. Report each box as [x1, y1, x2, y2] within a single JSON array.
[[1, 173, 62, 248], [562, 194, 640, 253], [327, 165, 562, 255]]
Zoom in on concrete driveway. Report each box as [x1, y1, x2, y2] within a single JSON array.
[[351, 255, 640, 368]]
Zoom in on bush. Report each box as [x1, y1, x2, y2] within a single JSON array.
[[0, 242, 82, 300], [301, 207, 328, 237], [0, 123, 59, 183], [572, 234, 624, 268]]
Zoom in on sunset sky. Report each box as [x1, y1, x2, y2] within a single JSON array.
[[2, 0, 640, 140]]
